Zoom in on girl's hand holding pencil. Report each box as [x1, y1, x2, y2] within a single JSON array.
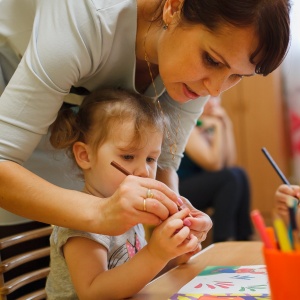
[[275, 184, 300, 226], [260, 147, 300, 251]]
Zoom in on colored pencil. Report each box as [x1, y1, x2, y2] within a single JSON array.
[[110, 161, 132, 176], [251, 210, 274, 249], [261, 147, 290, 186], [286, 197, 300, 251], [273, 215, 293, 252]]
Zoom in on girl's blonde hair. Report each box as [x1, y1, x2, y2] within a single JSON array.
[[50, 88, 167, 162]]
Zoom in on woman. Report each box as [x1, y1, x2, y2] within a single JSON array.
[[178, 96, 253, 242], [0, 0, 290, 240]]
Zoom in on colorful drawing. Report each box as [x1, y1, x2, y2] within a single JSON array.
[[169, 296, 270, 300], [168, 265, 270, 300]]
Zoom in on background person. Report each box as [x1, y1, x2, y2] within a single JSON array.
[[178, 96, 253, 242]]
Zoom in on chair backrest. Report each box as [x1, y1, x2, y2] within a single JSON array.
[[0, 225, 52, 300]]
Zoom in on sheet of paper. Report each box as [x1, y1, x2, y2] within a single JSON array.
[[169, 265, 270, 300]]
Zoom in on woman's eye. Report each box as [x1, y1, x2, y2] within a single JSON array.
[[231, 74, 244, 81], [205, 53, 220, 67]]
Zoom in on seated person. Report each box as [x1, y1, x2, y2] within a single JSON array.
[[178, 96, 253, 242]]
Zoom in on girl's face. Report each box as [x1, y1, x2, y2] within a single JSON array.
[[81, 121, 163, 198], [157, 21, 258, 103]]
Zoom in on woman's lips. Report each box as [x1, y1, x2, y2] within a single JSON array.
[[183, 84, 200, 100]]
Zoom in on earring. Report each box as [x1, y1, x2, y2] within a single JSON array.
[[163, 23, 169, 30]]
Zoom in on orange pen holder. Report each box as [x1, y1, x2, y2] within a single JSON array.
[[263, 247, 300, 300]]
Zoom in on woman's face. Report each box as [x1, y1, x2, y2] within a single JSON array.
[[157, 22, 258, 103]]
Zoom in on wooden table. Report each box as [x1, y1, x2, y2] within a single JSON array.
[[129, 241, 264, 300]]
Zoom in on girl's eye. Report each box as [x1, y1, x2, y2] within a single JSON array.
[[204, 53, 220, 67], [146, 157, 157, 163], [123, 155, 134, 160]]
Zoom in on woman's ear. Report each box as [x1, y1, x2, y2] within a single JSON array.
[[163, 0, 184, 25], [73, 142, 92, 170]]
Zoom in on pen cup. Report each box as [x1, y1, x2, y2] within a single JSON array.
[[263, 247, 300, 300]]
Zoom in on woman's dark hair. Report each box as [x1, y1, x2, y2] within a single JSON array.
[[154, 0, 291, 76]]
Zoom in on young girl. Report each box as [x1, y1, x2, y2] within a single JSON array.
[[45, 89, 199, 299]]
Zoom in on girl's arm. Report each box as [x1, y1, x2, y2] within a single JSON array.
[[205, 104, 236, 167], [215, 106, 237, 166], [185, 117, 224, 171], [64, 209, 198, 300]]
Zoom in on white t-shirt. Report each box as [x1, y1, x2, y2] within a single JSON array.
[[0, 0, 208, 225]]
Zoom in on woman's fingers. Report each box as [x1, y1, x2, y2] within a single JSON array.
[[110, 175, 184, 228], [125, 176, 179, 213]]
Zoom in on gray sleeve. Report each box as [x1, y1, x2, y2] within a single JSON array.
[[0, 0, 101, 164], [158, 92, 209, 170], [53, 227, 111, 258]]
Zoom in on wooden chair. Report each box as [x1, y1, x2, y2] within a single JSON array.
[[0, 225, 53, 300]]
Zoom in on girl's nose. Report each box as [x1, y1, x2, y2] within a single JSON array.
[[132, 163, 149, 178]]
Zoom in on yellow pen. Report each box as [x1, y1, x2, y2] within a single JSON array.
[[273, 216, 293, 252]]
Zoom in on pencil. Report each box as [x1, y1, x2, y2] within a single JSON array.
[[273, 214, 293, 252], [265, 226, 278, 249], [261, 147, 290, 185], [110, 161, 132, 176], [110, 160, 192, 216], [250, 210, 275, 249], [286, 197, 300, 251]]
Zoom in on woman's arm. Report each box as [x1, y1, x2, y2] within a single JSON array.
[[0, 161, 183, 235]]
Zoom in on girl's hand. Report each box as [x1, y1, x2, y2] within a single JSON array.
[[100, 175, 181, 235], [178, 196, 213, 243], [146, 208, 199, 262], [275, 184, 300, 224]]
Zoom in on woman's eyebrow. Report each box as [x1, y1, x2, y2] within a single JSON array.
[[210, 48, 256, 77]]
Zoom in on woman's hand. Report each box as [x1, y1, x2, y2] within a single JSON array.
[[179, 196, 213, 243], [97, 175, 182, 235]]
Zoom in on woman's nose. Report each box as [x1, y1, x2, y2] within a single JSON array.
[[203, 76, 224, 97], [203, 72, 242, 96]]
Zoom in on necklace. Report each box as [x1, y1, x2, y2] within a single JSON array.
[[143, 19, 180, 160]]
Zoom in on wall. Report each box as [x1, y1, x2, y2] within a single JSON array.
[[221, 69, 291, 225]]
